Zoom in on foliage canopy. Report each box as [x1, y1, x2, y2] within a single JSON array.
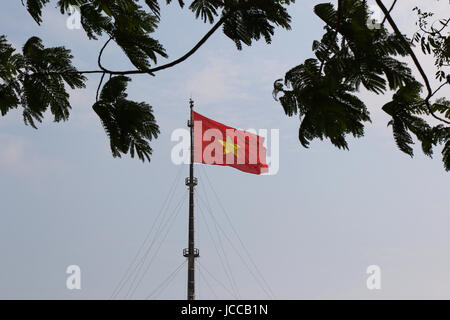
[[0, 0, 449, 169]]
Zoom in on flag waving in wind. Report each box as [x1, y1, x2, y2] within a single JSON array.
[[193, 111, 269, 175]]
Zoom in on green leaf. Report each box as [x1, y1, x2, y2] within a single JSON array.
[[443, 139, 450, 171], [145, 0, 161, 18], [166, 0, 185, 8], [189, 0, 219, 24], [275, 57, 371, 150], [24, 0, 51, 24], [222, 0, 293, 50], [382, 82, 433, 157], [388, 116, 414, 157], [93, 76, 160, 162], [1, 36, 86, 127], [0, 35, 23, 116]]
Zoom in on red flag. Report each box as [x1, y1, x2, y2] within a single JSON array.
[[193, 111, 269, 175]]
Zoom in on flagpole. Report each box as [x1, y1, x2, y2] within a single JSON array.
[[184, 98, 199, 300]]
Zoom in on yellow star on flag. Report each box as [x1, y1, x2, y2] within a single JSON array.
[[219, 136, 240, 156]]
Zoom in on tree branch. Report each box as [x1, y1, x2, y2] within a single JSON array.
[[87, 12, 230, 76], [35, 0, 273, 78], [98, 37, 113, 74], [381, 0, 397, 26], [376, 0, 450, 125], [34, 0, 277, 79], [34, 11, 231, 78], [96, 72, 106, 101], [432, 81, 448, 97]]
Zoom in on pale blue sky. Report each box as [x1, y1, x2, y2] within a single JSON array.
[[0, 0, 449, 299]]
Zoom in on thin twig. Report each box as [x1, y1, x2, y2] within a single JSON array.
[[381, 0, 397, 26], [32, 0, 268, 78], [96, 72, 106, 101], [98, 37, 113, 73], [419, 18, 450, 36], [432, 81, 449, 97], [88, 12, 231, 76]]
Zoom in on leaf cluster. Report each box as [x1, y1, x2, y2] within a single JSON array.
[[273, 0, 450, 170], [93, 76, 160, 161], [0, 35, 86, 128]]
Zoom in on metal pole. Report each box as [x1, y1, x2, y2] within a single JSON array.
[[184, 99, 198, 300]]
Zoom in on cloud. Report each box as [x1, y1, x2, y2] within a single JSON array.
[[67, 85, 100, 128], [182, 55, 251, 104], [0, 135, 25, 167], [180, 53, 285, 105], [0, 134, 67, 184]]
